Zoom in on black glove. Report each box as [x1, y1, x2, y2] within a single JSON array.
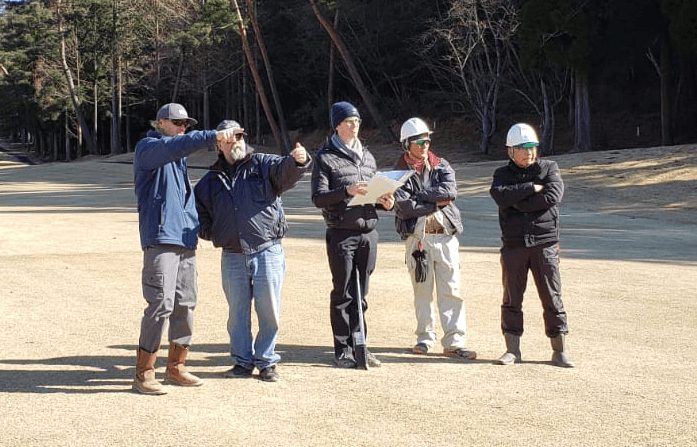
[[411, 249, 428, 283]]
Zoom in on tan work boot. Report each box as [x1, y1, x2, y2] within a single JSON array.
[[164, 343, 203, 387], [133, 349, 167, 395]]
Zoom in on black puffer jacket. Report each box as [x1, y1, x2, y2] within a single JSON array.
[[392, 153, 463, 240], [489, 159, 564, 248], [194, 147, 311, 254], [310, 138, 382, 231]]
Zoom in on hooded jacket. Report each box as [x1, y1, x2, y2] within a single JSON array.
[[489, 159, 564, 248], [310, 137, 383, 231], [133, 129, 217, 250], [392, 152, 464, 240], [194, 145, 311, 254]]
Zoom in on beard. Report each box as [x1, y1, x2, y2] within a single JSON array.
[[228, 142, 246, 161]]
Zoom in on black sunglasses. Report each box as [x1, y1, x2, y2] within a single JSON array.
[[170, 119, 189, 127]]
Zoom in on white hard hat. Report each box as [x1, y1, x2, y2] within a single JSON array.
[[506, 123, 539, 147], [400, 117, 432, 143]]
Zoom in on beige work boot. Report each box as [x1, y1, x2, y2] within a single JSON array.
[[551, 334, 575, 368], [494, 333, 521, 365], [133, 349, 167, 395], [164, 343, 203, 387]]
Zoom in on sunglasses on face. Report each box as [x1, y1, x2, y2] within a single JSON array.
[[513, 145, 538, 152], [411, 139, 430, 146], [170, 119, 189, 127]]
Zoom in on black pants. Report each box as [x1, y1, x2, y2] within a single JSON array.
[[500, 244, 568, 338], [325, 228, 378, 358]]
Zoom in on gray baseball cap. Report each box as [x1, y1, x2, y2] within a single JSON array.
[[216, 119, 247, 135], [155, 103, 198, 126]]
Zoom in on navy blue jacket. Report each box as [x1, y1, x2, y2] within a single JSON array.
[[392, 153, 464, 240], [311, 138, 383, 231], [194, 147, 311, 254], [489, 159, 564, 248], [133, 129, 217, 250]]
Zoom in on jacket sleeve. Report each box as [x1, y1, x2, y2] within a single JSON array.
[[194, 175, 214, 241], [489, 167, 537, 209], [266, 153, 312, 195], [415, 162, 458, 203], [311, 154, 349, 209], [512, 162, 564, 212], [393, 179, 437, 220], [134, 130, 216, 171]]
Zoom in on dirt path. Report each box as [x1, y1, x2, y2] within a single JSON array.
[[1, 143, 695, 447]]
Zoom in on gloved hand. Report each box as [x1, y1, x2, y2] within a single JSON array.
[[411, 249, 428, 283]]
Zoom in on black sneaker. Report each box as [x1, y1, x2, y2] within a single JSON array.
[[224, 364, 253, 378], [259, 365, 278, 382]]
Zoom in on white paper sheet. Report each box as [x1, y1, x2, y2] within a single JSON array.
[[347, 170, 414, 206]]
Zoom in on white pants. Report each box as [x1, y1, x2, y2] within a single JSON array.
[[406, 233, 467, 350]]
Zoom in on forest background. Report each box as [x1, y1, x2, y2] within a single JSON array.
[[1, 0, 697, 163]]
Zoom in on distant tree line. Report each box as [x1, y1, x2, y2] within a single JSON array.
[[1, 0, 696, 161]]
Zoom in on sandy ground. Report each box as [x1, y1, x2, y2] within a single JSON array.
[[0, 141, 695, 447]]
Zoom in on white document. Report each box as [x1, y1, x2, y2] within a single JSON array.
[[347, 170, 414, 206]]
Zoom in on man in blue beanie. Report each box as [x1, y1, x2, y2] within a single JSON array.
[[311, 101, 395, 368]]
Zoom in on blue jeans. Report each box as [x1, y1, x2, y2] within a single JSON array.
[[221, 244, 284, 370]]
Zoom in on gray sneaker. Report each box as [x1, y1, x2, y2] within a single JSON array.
[[366, 350, 381, 368], [412, 343, 429, 355], [443, 348, 477, 360], [333, 354, 357, 368]]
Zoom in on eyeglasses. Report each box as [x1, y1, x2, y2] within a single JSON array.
[[170, 119, 189, 127], [343, 118, 362, 126], [513, 145, 538, 152], [411, 139, 430, 146]]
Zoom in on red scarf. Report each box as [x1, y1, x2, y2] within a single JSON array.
[[403, 151, 440, 174]]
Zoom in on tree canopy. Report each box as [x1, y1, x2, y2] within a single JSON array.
[[1, 0, 697, 160]]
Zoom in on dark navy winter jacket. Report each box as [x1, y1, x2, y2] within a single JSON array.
[[310, 138, 384, 231], [489, 159, 564, 248], [133, 129, 217, 250], [392, 153, 464, 240], [194, 147, 311, 254]]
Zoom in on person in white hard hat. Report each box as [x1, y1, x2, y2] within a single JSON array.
[[132, 103, 244, 395], [489, 123, 574, 368], [392, 117, 476, 360]]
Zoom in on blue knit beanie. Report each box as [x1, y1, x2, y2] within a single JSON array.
[[331, 101, 360, 129]]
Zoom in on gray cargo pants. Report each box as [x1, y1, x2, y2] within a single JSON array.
[[138, 244, 197, 352]]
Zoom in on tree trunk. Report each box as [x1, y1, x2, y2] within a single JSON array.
[[660, 30, 673, 146], [327, 9, 339, 117], [309, 0, 396, 142], [111, 0, 121, 155], [55, 0, 95, 155], [230, 0, 284, 151], [573, 71, 591, 152], [244, 0, 291, 153]]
